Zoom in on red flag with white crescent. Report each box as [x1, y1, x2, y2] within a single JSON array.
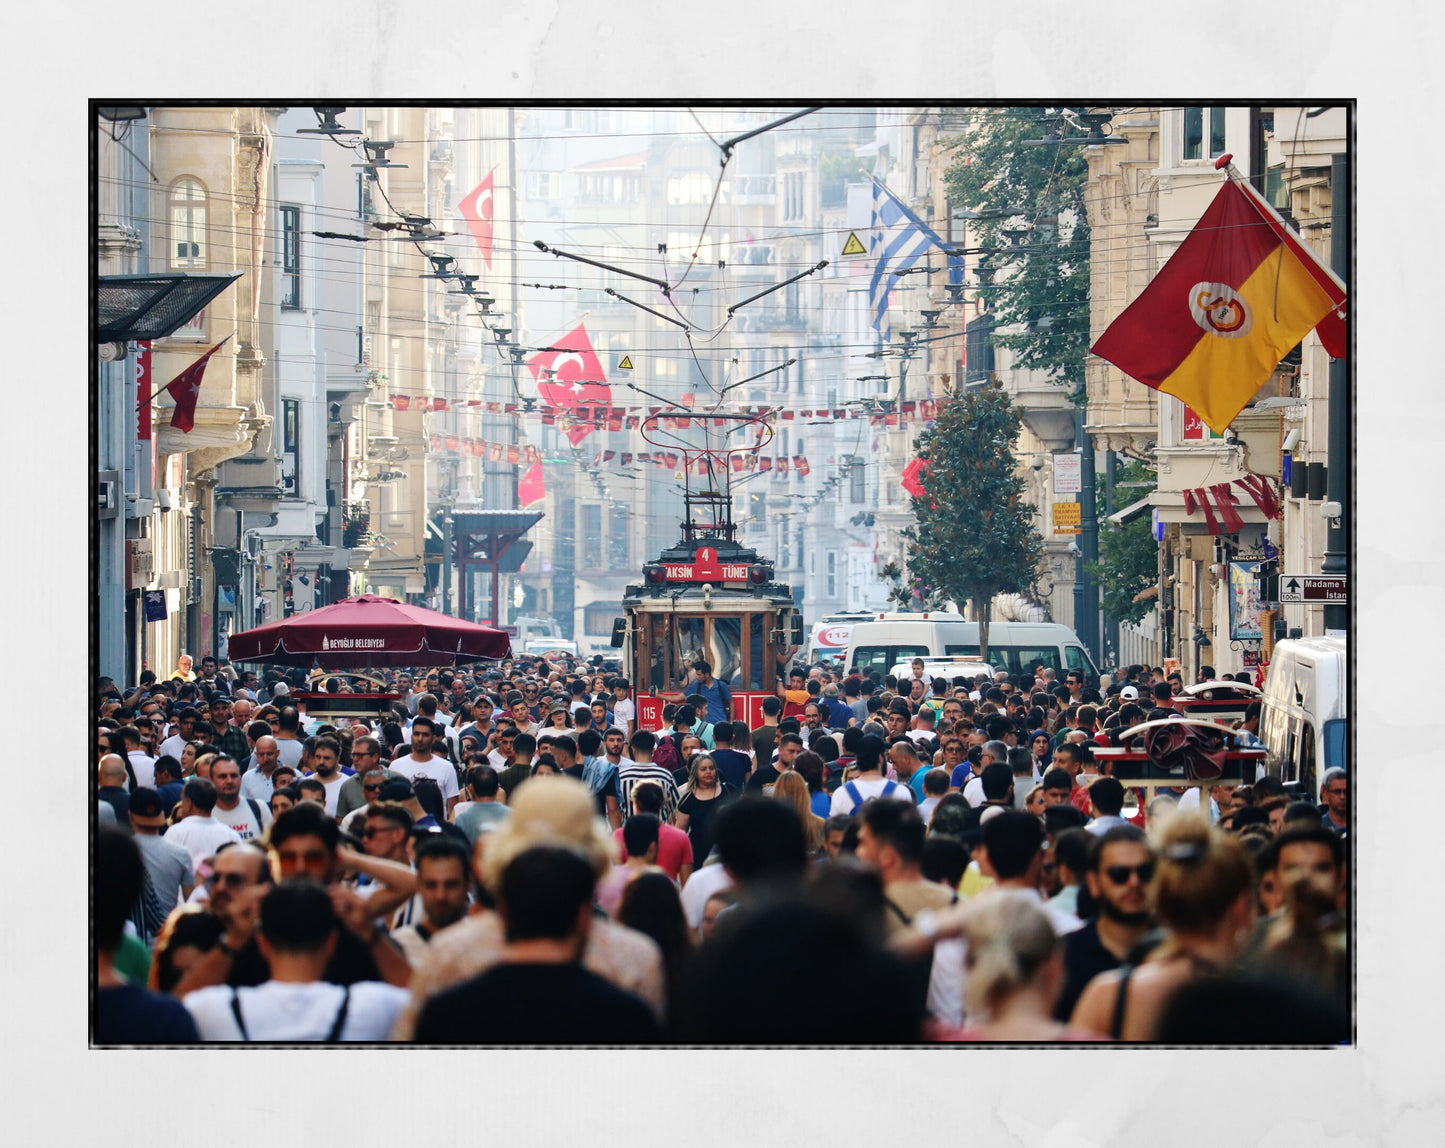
[[526, 323, 611, 445], [457, 171, 495, 268], [163, 339, 226, 433]]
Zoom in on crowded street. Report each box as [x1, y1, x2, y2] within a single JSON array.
[[92, 101, 1353, 1047]]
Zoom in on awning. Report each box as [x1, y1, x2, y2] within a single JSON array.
[[97, 272, 243, 342], [1107, 496, 1153, 527]]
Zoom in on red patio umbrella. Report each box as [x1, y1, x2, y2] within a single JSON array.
[[225, 594, 511, 668]]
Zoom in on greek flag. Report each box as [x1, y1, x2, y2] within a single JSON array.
[[868, 177, 964, 341]]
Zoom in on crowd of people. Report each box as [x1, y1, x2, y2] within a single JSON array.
[[93, 652, 1350, 1044]]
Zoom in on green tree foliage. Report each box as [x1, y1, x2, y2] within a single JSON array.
[[1087, 460, 1159, 625], [943, 108, 1093, 388], [898, 386, 1045, 661]]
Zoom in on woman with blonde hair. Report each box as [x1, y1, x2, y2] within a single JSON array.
[[772, 770, 826, 857], [939, 891, 1096, 1041], [1070, 813, 1256, 1040]]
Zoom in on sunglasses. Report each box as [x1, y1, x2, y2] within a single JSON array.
[[362, 783, 384, 792], [1104, 862, 1156, 885], [207, 872, 249, 888]]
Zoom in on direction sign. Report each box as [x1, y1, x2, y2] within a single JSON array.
[[1279, 574, 1347, 603]]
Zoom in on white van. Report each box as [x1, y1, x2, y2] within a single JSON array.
[[1259, 636, 1347, 798], [845, 613, 1099, 685]]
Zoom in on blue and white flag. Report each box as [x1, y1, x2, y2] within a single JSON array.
[[868, 177, 964, 341]]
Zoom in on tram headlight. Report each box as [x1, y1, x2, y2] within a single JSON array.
[[644, 563, 666, 585], [748, 564, 769, 585]]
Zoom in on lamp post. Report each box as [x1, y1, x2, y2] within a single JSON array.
[[1320, 152, 1349, 634]]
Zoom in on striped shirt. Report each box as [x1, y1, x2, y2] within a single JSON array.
[[616, 762, 681, 821]]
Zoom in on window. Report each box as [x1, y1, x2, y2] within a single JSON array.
[[827, 551, 837, 597], [608, 505, 628, 568], [169, 178, 207, 268], [851, 645, 930, 676], [526, 172, 562, 199], [280, 205, 301, 309], [1182, 107, 1226, 161], [281, 399, 299, 494], [583, 602, 621, 636], [850, 463, 866, 503], [783, 171, 805, 221], [666, 173, 711, 205], [581, 504, 602, 558], [748, 492, 767, 534]]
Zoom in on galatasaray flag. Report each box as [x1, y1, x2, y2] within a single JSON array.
[[1090, 173, 1346, 434]]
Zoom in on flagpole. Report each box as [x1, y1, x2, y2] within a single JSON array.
[[1217, 157, 1348, 296], [135, 333, 235, 408]]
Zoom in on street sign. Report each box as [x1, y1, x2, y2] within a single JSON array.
[[1052, 501, 1081, 535], [1053, 452, 1082, 494], [1279, 574, 1347, 603]]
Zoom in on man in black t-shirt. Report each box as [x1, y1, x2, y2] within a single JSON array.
[[414, 845, 659, 1044], [710, 722, 752, 791], [1054, 825, 1156, 1022]]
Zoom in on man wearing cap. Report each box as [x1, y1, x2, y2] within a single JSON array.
[[164, 778, 245, 870], [209, 697, 251, 764], [392, 776, 665, 1039], [127, 788, 196, 943], [388, 718, 460, 816]]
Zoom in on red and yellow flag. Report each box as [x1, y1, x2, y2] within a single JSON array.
[[1090, 174, 1346, 434]]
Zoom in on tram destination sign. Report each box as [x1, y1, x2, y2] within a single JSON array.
[[662, 546, 752, 582], [1279, 574, 1347, 603]]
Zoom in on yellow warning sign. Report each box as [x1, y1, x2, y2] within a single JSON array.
[[617, 355, 634, 371], [840, 231, 868, 257], [1052, 501, 1082, 535]]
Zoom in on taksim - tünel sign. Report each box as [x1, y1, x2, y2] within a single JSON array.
[[665, 546, 751, 582]]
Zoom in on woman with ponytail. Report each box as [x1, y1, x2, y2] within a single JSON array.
[[1068, 813, 1256, 1040], [929, 892, 1099, 1041]]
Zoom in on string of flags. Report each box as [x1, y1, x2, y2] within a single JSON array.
[[1182, 474, 1281, 534], [425, 432, 817, 478], [388, 393, 944, 428]]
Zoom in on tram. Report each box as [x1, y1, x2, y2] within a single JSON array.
[[613, 411, 803, 732]]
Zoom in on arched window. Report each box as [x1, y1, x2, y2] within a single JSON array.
[[169, 178, 207, 268]]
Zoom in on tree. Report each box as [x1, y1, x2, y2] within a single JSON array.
[[898, 385, 1046, 662], [943, 108, 1094, 389], [1087, 460, 1159, 626]]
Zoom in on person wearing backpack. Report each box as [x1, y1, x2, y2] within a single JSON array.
[[830, 735, 916, 817]]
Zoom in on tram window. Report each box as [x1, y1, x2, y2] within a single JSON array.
[[647, 614, 670, 692], [675, 617, 707, 686], [709, 616, 743, 687]]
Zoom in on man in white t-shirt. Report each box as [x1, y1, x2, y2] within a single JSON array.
[[158, 707, 200, 762], [183, 879, 410, 1041], [830, 735, 917, 817], [209, 755, 273, 842], [164, 778, 245, 869], [611, 680, 637, 740], [310, 736, 350, 818], [120, 726, 157, 790], [388, 718, 460, 814]]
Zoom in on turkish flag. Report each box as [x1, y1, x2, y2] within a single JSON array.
[[457, 171, 495, 268], [526, 323, 611, 445], [162, 340, 226, 433], [518, 461, 546, 508], [901, 456, 929, 499]]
